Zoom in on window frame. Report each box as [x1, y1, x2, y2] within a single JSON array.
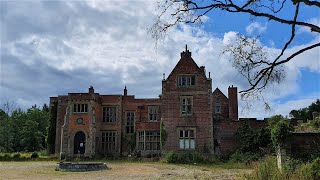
[[215, 102, 221, 114], [177, 75, 196, 87], [178, 129, 196, 150], [73, 103, 88, 113], [101, 131, 117, 153], [148, 106, 159, 121], [137, 131, 160, 151], [180, 96, 193, 116], [126, 111, 135, 134], [102, 106, 117, 123]]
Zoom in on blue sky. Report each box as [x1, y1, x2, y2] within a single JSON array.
[[0, 1, 319, 118]]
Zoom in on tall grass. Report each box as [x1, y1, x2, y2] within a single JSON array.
[[242, 156, 320, 180]]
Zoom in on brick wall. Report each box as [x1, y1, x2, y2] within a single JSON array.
[[161, 49, 213, 153], [289, 132, 320, 159]]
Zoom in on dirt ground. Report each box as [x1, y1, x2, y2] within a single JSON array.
[[0, 161, 251, 180]]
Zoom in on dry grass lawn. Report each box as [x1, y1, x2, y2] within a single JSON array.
[[0, 161, 251, 180]]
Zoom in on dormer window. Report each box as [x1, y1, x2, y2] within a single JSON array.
[[178, 75, 195, 87]]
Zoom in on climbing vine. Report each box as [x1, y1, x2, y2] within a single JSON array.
[[160, 119, 167, 148]]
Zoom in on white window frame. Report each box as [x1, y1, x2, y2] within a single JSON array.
[[178, 129, 196, 150], [148, 106, 158, 121]]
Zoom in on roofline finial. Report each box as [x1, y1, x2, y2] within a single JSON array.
[[185, 44, 188, 52]]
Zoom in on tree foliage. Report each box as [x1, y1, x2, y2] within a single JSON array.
[[0, 103, 49, 152], [47, 101, 57, 154], [269, 115, 292, 148], [235, 121, 271, 155], [150, 0, 320, 97], [290, 99, 320, 120]]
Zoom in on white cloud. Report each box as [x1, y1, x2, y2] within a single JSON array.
[[246, 22, 267, 35], [298, 17, 320, 35], [0, 1, 319, 119]]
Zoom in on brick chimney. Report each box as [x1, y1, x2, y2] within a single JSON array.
[[180, 44, 192, 58], [228, 85, 238, 121], [200, 66, 205, 75], [124, 86, 127, 96], [89, 86, 94, 94]]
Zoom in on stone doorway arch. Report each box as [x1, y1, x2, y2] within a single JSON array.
[[74, 131, 86, 154]]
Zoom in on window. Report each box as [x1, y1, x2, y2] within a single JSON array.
[[181, 96, 192, 116], [178, 75, 195, 87], [101, 131, 116, 153], [215, 103, 221, 113], [179, 129, 195, 149], [103, 106, 117, 122], [148, 106, 158, 121], [73, 104, 88, 113], [126, 112, 135, 134], [138, 131, 160, 151]]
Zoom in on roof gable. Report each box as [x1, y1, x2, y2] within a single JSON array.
[[213, 88, 228, 100], [166, 46, 203, 81]]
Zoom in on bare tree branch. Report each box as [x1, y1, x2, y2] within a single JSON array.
[[151, 0, 320, 101]]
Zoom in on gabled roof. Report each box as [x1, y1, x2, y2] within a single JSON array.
[[166, 45, 201, 80], [213, 88, 228, 99]]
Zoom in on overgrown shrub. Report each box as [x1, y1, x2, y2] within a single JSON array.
[[229, 151, 260, 164], [30, 152, 39, 158], [296, 157, 320, 180], [283, 157, 302, 174], [13, 153, 21, 159], [271, 118, 292, 149], [310, 118, 320, 129], [242, 156, 284, 180], [242, 156, 320, 180], [235, 121, 271, 157], [165, 151, 214, 164]]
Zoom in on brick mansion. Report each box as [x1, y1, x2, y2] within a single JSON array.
[[50, 46, 265, 158]]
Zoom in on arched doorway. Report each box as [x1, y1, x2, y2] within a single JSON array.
[[74, 131, 86, 154]]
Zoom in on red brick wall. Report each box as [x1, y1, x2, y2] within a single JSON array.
[[289, 133, 320, 159], [161, 51, 213, 153], [214, 119, 267, 156], [228, 86, 238, 121]]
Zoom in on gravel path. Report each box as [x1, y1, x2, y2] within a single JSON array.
[[0, 161, 251, 180]]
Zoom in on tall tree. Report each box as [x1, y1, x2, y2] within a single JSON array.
[[150, 0, 319, 99], [47, 101, 57, 154], [289, 99, 320, 120]]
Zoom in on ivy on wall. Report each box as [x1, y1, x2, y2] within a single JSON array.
[[160, 119, 167, 148]]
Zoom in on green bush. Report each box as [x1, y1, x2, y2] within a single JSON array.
[[30, 152, 39, 159], [310, 118, 320, 129], [242, 156, 284, 180], [283, 158, 302, 174], [271, 118, 292, 149], [229, 151, 260, 164], [37, 150, 48, 157], [13, 153, 21, 159], [165, 151, 213, 164], [296, 157, 320, 180]]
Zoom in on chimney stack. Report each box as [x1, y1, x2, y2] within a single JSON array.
[[180, 44, 192, 58], [89, 86, 94, 94], [124, 86, 127, 96], [228, 85, 238, 121]]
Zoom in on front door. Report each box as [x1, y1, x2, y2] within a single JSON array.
[[74, 131, 86, 154]]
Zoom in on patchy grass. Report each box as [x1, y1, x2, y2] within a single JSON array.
[[0, 160, 252, 179]]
